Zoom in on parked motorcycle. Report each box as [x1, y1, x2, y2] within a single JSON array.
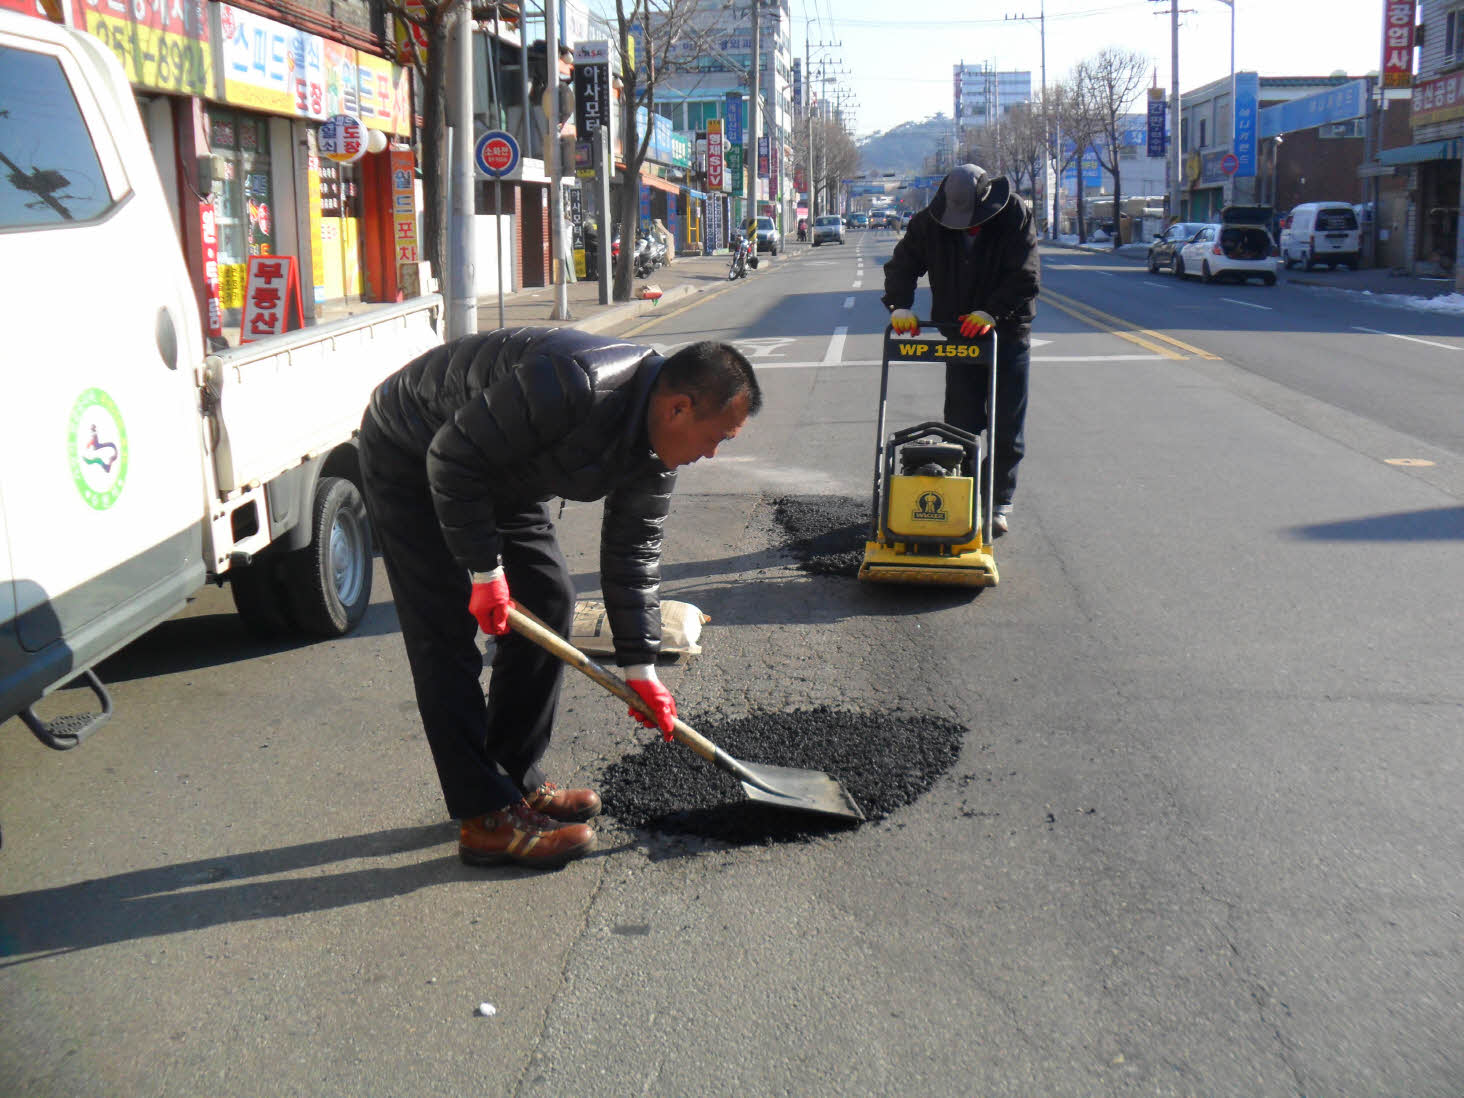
[[638, 225, 668, 271], [632, 231, 656, 279], [727, 232, 754, 280]]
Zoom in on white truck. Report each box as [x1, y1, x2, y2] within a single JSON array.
[[0, 12, 443, 756]]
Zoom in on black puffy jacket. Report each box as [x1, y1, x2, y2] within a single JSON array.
[[882, 191, 1040, 335], [365, 327, 674, 664]]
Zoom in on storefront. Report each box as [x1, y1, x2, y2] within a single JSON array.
[[214, 4, 413, 328]]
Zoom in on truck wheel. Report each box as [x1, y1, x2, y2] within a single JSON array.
[[281, 476, 373, 637], [230, 552, 296, 638]]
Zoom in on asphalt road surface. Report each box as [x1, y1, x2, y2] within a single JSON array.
[[2, 231, 1460, 1097]]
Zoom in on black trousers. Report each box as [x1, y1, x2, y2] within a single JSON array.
[[358, 419, 574, 820], [943, 332, 1030, 508]]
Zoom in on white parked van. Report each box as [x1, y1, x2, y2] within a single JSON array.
[[1280, 202, 1362, 270]]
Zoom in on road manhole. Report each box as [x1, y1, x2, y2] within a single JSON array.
[[600, 706, 966, 844]]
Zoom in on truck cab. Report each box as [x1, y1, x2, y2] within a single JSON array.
[[1, 15, 210, 731]]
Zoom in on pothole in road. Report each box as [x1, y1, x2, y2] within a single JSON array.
[[771, 494, 868, 577], [600, 706, 966, 845]]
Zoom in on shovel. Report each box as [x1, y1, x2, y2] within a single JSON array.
[[507, 606, 865, 823]]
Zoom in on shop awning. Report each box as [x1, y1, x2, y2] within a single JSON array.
[[639, 173, 680, 195], [1377, 139, 1461, 166], [683, 187, 707, 200]]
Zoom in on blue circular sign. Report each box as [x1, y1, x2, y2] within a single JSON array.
[[475, 130, 520, 178]]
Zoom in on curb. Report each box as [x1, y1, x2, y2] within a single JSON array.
[[570, 282, 699, 334]]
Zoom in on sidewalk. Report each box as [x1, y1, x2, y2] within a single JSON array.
[[298, 240, 808, 343]]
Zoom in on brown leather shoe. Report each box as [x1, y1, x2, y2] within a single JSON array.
[[525, 781, 603, 822], [459, 801, 595, 870]]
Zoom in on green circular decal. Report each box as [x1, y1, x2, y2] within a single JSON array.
[[68, 388, 129, 510]]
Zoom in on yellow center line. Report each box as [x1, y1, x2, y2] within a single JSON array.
[[1043, 288, 1222, 360]]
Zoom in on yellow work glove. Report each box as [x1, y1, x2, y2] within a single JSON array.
[[959, 311, 995, 338], [890, 309, 919, 336]]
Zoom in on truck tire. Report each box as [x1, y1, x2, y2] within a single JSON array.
[[280, 476, 373, 637], [230, 551, 296, 637]]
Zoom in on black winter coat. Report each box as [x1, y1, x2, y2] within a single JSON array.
[[882, 192, 1041, 335], [365, 327, 674, 665]]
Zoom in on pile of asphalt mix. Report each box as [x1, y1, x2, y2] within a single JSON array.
[[771, 495, 869, 578], [599, 706, 966, 845]]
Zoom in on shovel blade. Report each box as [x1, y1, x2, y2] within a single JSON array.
[[736, 762, 865, 822]]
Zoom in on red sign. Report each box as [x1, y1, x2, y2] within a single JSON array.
[[1220, 152, 1239, 176], [481, 139, 514, 173], [1411, 70, 1464, 125], [199, 201, 223, 339], [1383, 0, 1415, 89], [240, 255, 304, 343], [707, 120, 724, 191]]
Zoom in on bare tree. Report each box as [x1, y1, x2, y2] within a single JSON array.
[[995, 104, 1045, 203], [1075, 47, 1149, 250], [602, 0, 705, 301], [1050, 77, 1099, 241], [810, 114, 858, 215], [382, 0, 465, 284]]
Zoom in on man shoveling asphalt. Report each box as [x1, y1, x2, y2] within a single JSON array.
[[359, 328, 761, 869]]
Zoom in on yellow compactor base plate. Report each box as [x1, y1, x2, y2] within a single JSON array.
[[858, 540, 998, 587]]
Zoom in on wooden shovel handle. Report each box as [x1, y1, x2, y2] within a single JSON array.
[[506, 605, 719, 764]]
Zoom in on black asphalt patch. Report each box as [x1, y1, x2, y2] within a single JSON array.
[[599, 706, 966, 845], [772, 495, 868, 577]]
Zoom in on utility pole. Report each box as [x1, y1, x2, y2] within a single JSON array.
[[1005, 3, 1053, 236], [748, 0, 760, 218], [446, 0, 476, 340], [546, 0, 570, 320], [1169, 0, 1182, 221], [804, 27, 840, 225]]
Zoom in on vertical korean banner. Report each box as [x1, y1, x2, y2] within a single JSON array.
[[1146, 87, 1167, 159], [1233, 72, 1258, 177], [390, 149, 419, 290], [1383, 0, 1415, 89], [707, 119, 724, 191], [724, 92, 743, 146], [757, 135, 769, 178]]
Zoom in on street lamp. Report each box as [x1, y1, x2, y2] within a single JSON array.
[[1270, 134, 1283, 208]]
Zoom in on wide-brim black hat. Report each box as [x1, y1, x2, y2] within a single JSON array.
[[929, 164, 1010, 229]]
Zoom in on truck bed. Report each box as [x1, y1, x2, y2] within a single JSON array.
[[202, 296, 443, 495]]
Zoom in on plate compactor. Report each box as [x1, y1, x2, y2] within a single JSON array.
[[858, 322, 999, 588]]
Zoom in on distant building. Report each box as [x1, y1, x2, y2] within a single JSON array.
[[953, 63, 1032, 127]]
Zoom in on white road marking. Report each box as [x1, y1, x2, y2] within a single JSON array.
[[1351, 325, 1461, 351], [852, 280, 862, 288], [1221, 297, 1273, 311], [823, 326, 848, 365], [1092, 270, 1114, 277], [843, 296, 855, 308], [1142, 279, 1172, 289], [1030, 337, 1052, 347]]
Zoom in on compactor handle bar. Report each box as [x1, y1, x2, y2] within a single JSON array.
[[873, 322, 998, 547]]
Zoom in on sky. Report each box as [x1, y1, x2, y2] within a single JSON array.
[[793, 0, 1393, 138]]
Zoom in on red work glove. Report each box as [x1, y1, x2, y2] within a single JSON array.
[[468, 567, 512, 636], [625, 665, 677, 741], [890, 308, 920, 336], [958, 310, 995, 338]]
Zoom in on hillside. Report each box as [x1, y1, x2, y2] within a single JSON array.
[[858, 114, 955, 176]]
